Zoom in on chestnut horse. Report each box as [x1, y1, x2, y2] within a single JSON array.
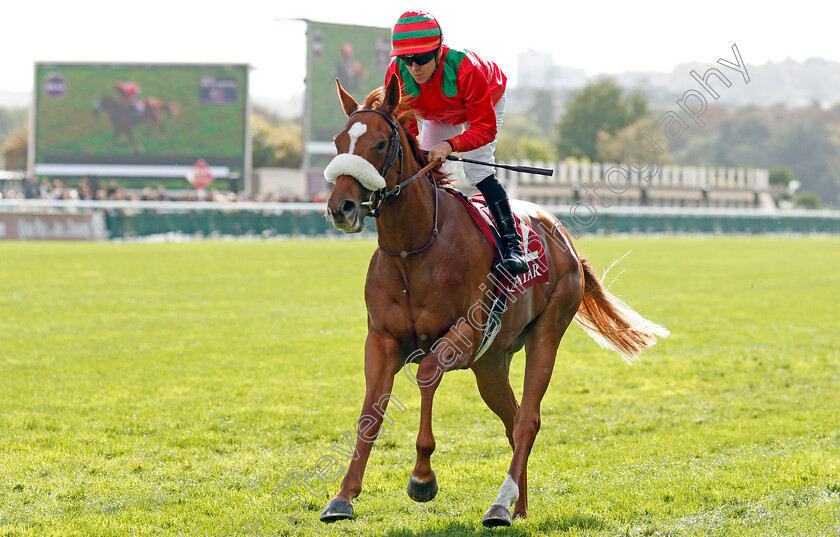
[[321, 75, 668, 527], [93, 96, 179, 153]]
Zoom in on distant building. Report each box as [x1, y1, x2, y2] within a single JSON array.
[[517, 49, 586, 90], [506, 50, 587, 117]]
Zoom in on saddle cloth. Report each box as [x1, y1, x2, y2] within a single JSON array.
[[443, 187, 549, 360]]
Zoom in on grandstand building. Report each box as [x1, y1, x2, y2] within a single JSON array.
[[453, 161, 773, 209]]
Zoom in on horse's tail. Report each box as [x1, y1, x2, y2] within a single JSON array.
[[573, 256, 669, 364]]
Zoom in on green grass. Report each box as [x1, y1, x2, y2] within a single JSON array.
[[1, 237, 838, 536]]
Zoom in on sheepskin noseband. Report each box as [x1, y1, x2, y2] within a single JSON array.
[[324, 153, 387, 191]]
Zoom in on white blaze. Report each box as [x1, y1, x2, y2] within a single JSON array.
[[348, 122, 367, 155]]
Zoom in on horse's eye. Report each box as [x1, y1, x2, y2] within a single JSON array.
[[376, 140, 387, 151]]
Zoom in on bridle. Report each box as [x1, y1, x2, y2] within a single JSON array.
[[351, 108, 403, 207], [349, 108, 439, 257]]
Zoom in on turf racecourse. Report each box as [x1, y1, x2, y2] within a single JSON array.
[[1, 237, 838, 537]]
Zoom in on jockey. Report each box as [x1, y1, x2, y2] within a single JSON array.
[[385, 10, 528, 275], [114, 82, 141, 103], [114, 82, 147, 123]]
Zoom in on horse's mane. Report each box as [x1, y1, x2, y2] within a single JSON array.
[[362, 87, 452, 187]]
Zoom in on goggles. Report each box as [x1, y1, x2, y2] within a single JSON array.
[[398, 48, 438, 67]]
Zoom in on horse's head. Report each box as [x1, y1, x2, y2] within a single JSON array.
[[325, 76, 406, 233]]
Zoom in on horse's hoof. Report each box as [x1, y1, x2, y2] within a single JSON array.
[[482, 504, 512, 528], [407, 472, 438, 502], [319, 498, 354, 523]]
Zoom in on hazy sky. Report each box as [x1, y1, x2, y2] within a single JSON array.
[[3, 0, 836, 100]]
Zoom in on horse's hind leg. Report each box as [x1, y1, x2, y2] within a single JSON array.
[[483, 280, 580, 527], [472, 352, 529, 518]]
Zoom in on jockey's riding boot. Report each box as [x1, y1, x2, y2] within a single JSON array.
[[488, 199, 529, 275], [476, 174, 529, 275]]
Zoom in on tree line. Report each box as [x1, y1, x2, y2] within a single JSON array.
[[498, 78, 839, 208]]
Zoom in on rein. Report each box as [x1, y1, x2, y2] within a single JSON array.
[[376, 167, 439, 258], [349, 108, 440, 257], [361, 160, 438, 216]]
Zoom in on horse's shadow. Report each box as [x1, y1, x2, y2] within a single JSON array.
[[369, 513, 605, 536]]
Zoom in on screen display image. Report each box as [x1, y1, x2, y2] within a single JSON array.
[[32, 63, 249, 181], [305, 22, 391, 171]]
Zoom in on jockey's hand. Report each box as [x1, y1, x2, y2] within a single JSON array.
[[428, 142, 453, 167]]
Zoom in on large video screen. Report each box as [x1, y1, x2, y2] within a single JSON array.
[[31, 63, 249, 182], [305, 22, 391, 171]]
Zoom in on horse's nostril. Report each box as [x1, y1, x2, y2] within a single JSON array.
[[341, 200, 357, 216]]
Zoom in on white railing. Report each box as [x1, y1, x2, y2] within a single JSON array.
[[495, 161, 769, 190]]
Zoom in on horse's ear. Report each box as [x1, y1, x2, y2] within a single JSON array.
[[380, 74, 401, 116], [336, 78, 359, 117]]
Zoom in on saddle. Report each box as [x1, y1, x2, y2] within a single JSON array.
[[444, 187, 548, 288], [443, 187, 549, 360]]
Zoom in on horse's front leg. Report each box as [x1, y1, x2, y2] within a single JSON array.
[[125, 129, 144, 155], [319, 329, 401, 522], [406, 325, 476, 503], [405, 354, 443, 502]]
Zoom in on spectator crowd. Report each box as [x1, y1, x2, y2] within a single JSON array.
[[0, 175, 319, 203]]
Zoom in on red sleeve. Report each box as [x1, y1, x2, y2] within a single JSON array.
[[385, 62, 418, 137], [448, 61, 497, 152]]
